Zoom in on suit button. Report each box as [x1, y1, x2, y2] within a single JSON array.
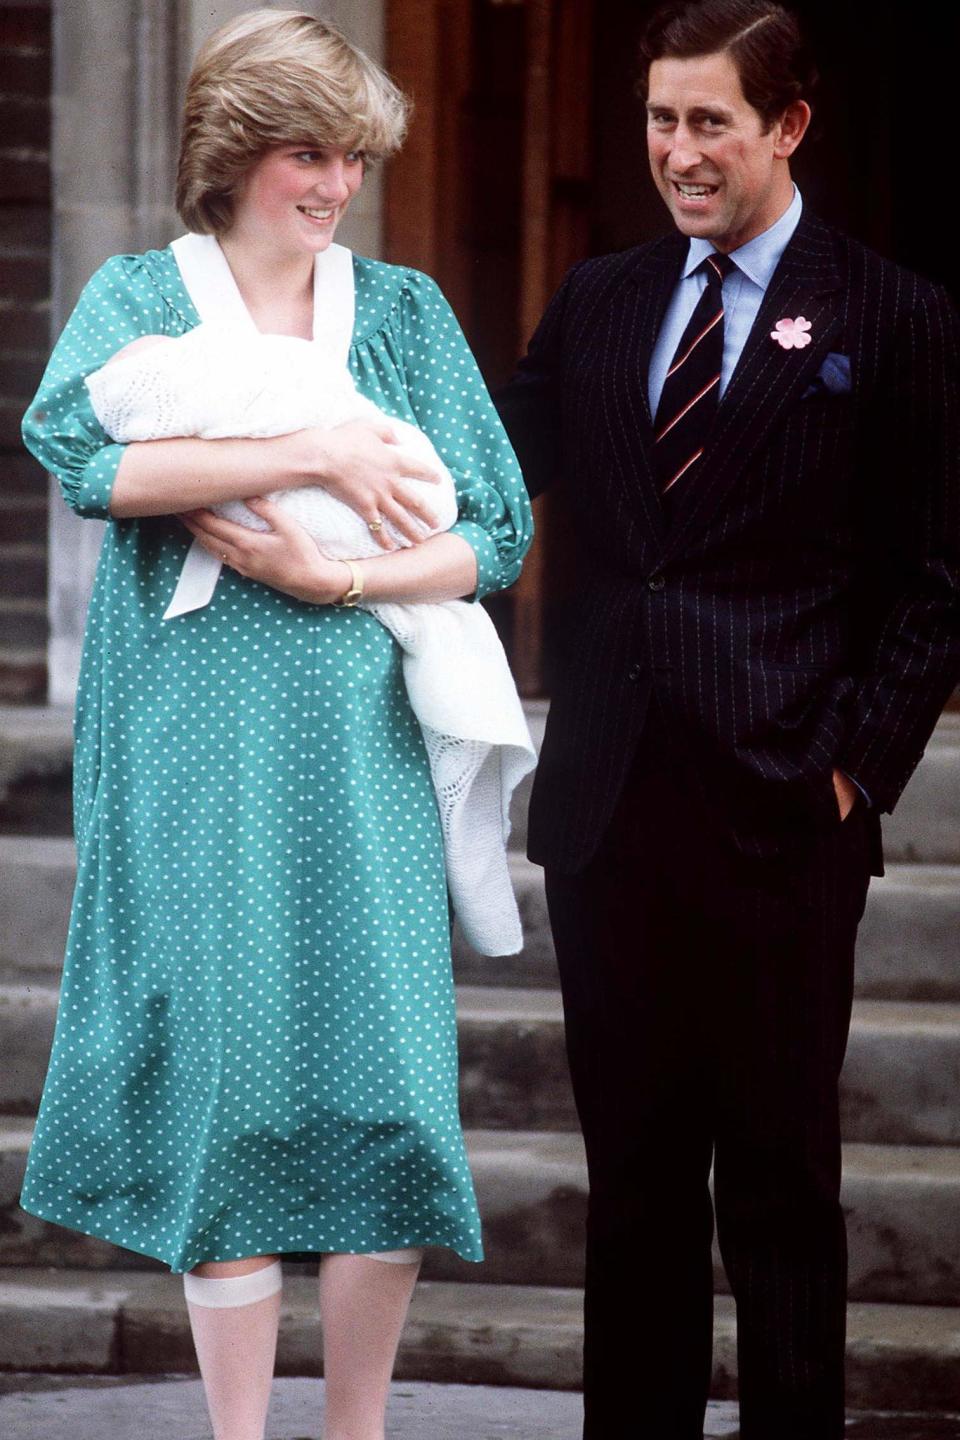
[[647, 573, 666, 591], [628, 663, 643, 682]]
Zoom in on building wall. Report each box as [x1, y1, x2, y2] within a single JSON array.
[[0, 0, 52, 703]]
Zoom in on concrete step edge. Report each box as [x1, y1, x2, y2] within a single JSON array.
[[0, 700, 950, 749], [455, 986, 960, 1030], [3, 833, 960, 886], [6, 1115, 960, 1178], [3, 1122, 959, 1304], [0, 1269, 959, 1408], [8, 979, 960, 1034]]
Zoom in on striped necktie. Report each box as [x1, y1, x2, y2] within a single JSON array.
[[653, 251, 735, 497]]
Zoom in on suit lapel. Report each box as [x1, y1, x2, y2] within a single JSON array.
[[660, 214, 844, 564], [592, 235, 685, 542]]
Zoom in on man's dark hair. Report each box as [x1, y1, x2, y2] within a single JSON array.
[[638, 0, 817, 130]]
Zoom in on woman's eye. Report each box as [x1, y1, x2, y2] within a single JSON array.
[[345, 150, 365, 165]]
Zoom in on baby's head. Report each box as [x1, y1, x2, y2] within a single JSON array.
[[105, 335, 172, 366]]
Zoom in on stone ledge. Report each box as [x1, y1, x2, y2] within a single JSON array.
[[1, 1270, 959, 1410], [3, 1122, 959, 1305]]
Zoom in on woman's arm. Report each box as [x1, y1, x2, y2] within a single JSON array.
[[179, 266, 533, 606], [180, 497, 476, 604], [110, 419, 443, 547], [20, 254, 442, 545], [395, 270, 534, 602]]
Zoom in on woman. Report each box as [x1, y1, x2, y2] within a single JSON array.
[[19, 11, 532, 1440]]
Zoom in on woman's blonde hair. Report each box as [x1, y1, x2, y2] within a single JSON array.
[[177, 8, 410, 235]]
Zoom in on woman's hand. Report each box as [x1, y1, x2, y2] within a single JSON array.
[[293, 419, 442, 549], [179, 499, 351, 605]]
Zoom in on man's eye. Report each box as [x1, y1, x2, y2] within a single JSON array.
[[649, 113, 674, 127]]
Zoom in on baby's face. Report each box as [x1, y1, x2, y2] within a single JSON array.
[[106, 335, 172, 366]]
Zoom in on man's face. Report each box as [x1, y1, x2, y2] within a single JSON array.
[[646, 50, 800, 252]]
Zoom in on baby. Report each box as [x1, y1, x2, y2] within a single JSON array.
[[84, 324, 535, 958], [89, 325, 459, 602]]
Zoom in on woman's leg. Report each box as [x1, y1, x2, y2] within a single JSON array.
[[318, 1250, 424, 1440], [184, 1254, 282, 1440]]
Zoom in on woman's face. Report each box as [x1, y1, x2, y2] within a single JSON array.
[[229, 143, 364, 258]]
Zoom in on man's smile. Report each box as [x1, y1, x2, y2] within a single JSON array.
[[672, 181, 719, 198]]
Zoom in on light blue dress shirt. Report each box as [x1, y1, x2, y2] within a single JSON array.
[[648, 185, 803, 418]]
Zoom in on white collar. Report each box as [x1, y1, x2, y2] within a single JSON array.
[[682, 185, 803, 290], [169, 233, 355, 368]]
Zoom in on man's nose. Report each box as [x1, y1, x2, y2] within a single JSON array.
[[669, 126, 703, 172]]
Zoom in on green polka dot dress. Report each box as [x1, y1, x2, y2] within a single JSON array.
[[18, 247, 532, 1272]]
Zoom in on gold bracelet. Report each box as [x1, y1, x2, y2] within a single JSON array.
[[333, 559, 364, 607]]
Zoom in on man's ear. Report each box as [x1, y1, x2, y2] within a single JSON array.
[[773, 99, 811, 159]]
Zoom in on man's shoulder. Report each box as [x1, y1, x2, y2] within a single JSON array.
[[804, 216, 952, 317], [547, 235, 685, 338], [565, 233, 684, 296]]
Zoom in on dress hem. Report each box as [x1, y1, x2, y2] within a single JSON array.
[[19, 1176, 484, 1274]]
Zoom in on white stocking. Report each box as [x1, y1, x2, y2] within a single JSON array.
[[184, 1258, 283, 1440], [318, 1249, 423, 1440]]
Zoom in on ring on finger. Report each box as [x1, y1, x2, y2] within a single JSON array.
[[367, 516, 384, 535], [220, 552, 229, 563]]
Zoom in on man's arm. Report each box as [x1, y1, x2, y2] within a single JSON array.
[[837, 281, 960, 811], [496, 265, 581, 500]]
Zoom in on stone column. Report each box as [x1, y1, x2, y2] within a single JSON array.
[[48, 0, 183, 703], [47, 0, 386, 704]]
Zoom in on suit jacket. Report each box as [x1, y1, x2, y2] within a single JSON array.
[[497, 213, 960, 874]]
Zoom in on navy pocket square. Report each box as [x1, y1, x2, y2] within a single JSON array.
[[802, 352, 851, 399]]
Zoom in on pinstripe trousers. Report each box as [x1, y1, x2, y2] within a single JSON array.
[[545, 703, 873, 1439]]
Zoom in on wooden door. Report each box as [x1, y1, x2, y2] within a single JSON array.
[[385, 0, 594, 695]]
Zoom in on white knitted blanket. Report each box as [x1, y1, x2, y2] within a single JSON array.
[[84, 281, 535, 957]]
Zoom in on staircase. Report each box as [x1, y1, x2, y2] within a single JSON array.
[[1, 701, 959, 1408]]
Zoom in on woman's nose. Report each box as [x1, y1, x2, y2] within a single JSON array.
[[318, 159, 352, 201]]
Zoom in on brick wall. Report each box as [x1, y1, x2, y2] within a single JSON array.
[[0, 2, 51, 703]]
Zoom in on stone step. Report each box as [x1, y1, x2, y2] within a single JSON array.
[[0, 706, 72, 801], [0, 649, 45, 706], [454, 856, 960, 1001], [6, 832, 960, 1002], [0, 702, 73, 840], [3, 1120, 959, 1307], [506, 711, 960, 864], [5, 974, 959, 1146], [0, 1268, 958, 1411], [456, 990, 960, 1146], [2, 706, 959, 860], [882, 713, 960, 864], [0, 838, 75, 978]]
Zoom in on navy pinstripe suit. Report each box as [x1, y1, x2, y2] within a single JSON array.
[[497, 213, 960, 1438], [501, 213, 959, 874]]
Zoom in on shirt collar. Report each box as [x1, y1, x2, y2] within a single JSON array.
[[682, 185, 803, 289]]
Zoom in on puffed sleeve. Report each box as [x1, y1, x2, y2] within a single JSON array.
[[21, 254, 169, 519], [397, 269, 533, 601]]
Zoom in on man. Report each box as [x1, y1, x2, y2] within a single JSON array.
[[497, 2, 959, 1436]]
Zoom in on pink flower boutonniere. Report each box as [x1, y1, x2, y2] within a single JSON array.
[[771, 316, 812, 350]]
